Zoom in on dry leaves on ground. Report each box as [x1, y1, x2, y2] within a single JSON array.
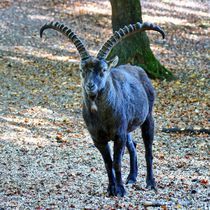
[[0, 0, 209, 209]]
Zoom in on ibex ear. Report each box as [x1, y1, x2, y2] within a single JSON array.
[[107, 56, 119, 70]]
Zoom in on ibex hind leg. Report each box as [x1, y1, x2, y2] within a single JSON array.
[[126, 133, 138, 184], [141, 113, 156, 191]]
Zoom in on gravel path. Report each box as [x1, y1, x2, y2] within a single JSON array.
[[0, 0, 209, 209]]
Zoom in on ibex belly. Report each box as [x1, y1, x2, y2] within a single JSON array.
[[127, 104, 149, 132]]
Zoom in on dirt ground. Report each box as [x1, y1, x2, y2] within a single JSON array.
[[0, 0, 209, 209]]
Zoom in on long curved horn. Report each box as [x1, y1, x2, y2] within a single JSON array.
[[97, 22, 165, 60], [40, 21, 90, 61]]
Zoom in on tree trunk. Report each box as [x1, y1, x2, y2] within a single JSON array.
[[109, 0, 174, 80]]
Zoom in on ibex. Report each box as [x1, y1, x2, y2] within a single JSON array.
[[40, 21, 165, 197]]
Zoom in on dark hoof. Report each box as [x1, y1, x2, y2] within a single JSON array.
[[107, 184, 126, 197], [146, 179, 157, 192], [126, 175, 137, 184], [107, 184, 116, 196], [116, 184, 126, 197]]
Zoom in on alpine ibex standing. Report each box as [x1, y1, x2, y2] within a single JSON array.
[[40, 21, 165, 196]]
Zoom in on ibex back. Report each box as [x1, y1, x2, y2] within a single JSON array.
[[40, 21, 165, 197]]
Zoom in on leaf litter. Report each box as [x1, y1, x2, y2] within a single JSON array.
[[0, 0, 209, 209]]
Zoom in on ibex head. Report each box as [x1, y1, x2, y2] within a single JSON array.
[[40, 21, 165, 99], [78, 56, 118, 100]]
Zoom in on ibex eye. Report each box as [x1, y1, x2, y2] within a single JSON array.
[[99, 72, 104, 77]]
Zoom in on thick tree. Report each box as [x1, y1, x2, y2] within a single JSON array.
[[109, 0, 174, 80]]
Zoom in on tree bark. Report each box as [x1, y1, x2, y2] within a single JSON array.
[[109, 0, 174, 80]]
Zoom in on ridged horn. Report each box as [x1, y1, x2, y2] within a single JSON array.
[[97, 22, 165, 60], [40, 21, 90, 61]]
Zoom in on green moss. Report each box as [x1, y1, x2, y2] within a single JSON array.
[[108, 33, 175, 81]]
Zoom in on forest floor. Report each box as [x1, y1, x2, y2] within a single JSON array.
[[0, 0, 209, 209]]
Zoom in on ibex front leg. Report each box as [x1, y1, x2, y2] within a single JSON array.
[[113, 134, 126, 197], [94, 142, 116, 196]]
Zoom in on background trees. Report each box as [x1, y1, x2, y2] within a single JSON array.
[[110, 0, 174, 80]]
